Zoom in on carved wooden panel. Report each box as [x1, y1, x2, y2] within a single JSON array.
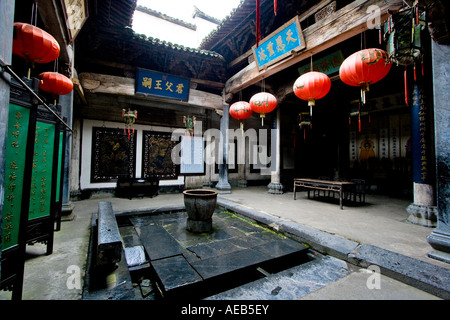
[[142, 131, 177, 180], [91, 127, 136, 182]]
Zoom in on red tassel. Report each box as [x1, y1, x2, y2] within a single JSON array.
[[416, 6, 420, 25], [358, 115, 361, 133], [303, 129, 306, 140], [421, 59, 424, 76], [349, 116, 351, 125], [414, 65, 417, 82], [256, 0, 261, 48], [379, 28, 382, 44], [274, 0, 277, 15], [404, 69, 409, 105]]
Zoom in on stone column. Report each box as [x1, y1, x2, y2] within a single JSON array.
[[0, 0, 15, 274], [268, 107, 283, 194], [427, 41, 450, 263], [215, 104, 231, 194], [59, 91, 75, 217], [406, 83, 437, 227]]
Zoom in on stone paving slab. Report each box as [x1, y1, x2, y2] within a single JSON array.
[[131, 219, 184, 261], [151, 255, 203, 292]]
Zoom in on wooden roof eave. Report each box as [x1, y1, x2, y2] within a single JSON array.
[[223, 0, 402, 102]]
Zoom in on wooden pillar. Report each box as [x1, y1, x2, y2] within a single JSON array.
[[0, 0, 15, 281]]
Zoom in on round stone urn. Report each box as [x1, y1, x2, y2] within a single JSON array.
[[183, 189, 218, 233]]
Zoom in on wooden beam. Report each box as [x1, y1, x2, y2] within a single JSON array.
[[80, 58, 225, 90], [224, 0, 400, 100], [79, 72, 223, 110], [227, 0, 335, 69]]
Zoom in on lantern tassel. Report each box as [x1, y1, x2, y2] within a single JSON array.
[[404, 68, 409, 106], [421, 58, 424, 77], [256, 0, 261, 48], [414, 64, 417, 82], [358, 113, 361, 133]]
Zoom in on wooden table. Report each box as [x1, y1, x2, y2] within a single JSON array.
[[293, 178, 355, 210]]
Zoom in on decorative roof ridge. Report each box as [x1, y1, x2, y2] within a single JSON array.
[[126, 26, 226, 61], [135, 5, 197, 31], [193, 6, 222, 25], [198, 0, 247, 49]]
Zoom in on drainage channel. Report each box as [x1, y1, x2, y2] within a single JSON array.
[[84, 207, 352, 300]]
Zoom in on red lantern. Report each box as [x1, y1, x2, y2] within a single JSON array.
[[13, 22, 60, 64], [339, 48, 392, 104], [38, 72, 73, 96], [230, 101, 253, 132], [249, 92, 277, 126], [293, 71, 331, 116]]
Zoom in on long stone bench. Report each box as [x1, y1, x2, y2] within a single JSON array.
[[97, 201, 122, 268]]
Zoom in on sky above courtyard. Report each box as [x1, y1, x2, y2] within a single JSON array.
[[133, 0, 242, 47]]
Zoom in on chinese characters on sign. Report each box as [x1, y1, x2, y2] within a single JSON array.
[[253, 16, 305, 70], [411, 84, 429, 183], [136, 68, 190, 101], [297, 50, 345, 76], [29, 122, 56, 220], [2, 104, 30, 250]]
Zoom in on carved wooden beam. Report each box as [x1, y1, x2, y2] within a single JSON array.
[[224, 0, 400, 101], [79, 72, 223, 110]]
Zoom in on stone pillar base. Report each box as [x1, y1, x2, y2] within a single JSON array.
[[427, 230, 450, 263], [61, 201, 76, 221], [406, 203, 438, 227], [215, 182, 231, 194], [238, 180, 247, 188], [268, 182, 283, 194]]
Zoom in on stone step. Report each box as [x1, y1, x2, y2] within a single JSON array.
[[205, 255, 351, 300]]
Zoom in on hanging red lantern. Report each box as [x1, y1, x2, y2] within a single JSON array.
[[293, 71, 331, 117], [249, 92, 277, 126], [230, 101, 253, 132], [38, 72, 73, 96], [13, 22, 60, 64], [339, 48, 392, 104]]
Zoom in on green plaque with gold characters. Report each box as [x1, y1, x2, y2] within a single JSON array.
[[2, 103, 31, 250], [28, 121, 56, 220]]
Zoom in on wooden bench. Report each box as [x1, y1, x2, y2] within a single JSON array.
[[293, 178, 355, 210], [115, 178, 159, 199]]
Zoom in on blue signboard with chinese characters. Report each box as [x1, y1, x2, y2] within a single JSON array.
[[136, 68, 190, 101], [253, 16, 305, 70]]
